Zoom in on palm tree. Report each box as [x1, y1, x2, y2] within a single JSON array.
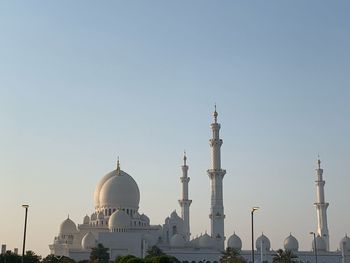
[[145, 246, 165, 259], [220, 247, 246, 263], [90, 243, 110, 263], [272, 249, 298, 263]]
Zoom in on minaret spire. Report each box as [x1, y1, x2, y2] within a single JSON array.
[[178, 151, 192, 241], [207, 106, 226, 250], [314, 156, 330, 250]]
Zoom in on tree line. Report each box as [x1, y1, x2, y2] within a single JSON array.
[[0, 244, 298, 263]]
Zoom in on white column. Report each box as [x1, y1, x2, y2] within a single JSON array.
[[314, 158, 330, 250], [207, 107, 226, 250], [178, 152, 192, 241]]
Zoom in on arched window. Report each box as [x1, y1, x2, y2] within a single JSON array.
[[172, 225, 177, 235], [127, 209, 129, 214], [109, 208, 111, 215]]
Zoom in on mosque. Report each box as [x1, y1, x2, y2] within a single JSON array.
[[49, 109, 350, 263]]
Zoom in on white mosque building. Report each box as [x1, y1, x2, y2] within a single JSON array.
[[49, 109, 350, 263]]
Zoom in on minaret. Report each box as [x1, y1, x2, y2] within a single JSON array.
[[207, 106, 226, 250], [178, 152, 192, 241], [314, 157, 330, 250]]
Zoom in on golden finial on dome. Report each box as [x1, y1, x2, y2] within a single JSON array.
[[116, 156, 121, 175]]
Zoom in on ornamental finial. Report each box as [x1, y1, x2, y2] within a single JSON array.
[[213, 104, 218, 123], [317, 155, 321, 169], [116, 156, 121, 175], [183, 150, 187, 165]]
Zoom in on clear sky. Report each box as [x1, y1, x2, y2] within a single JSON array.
[[0, 0, 350, 257]]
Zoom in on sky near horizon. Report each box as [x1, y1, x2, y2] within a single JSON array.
[[1, 0, 350, 257]]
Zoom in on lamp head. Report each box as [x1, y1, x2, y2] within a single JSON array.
[[22, 204, 29, 208], [252, 207, 259, 212]]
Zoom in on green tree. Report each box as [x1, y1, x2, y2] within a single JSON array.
[[116, 255, 137, 263], [145, 247, 164, 259], [90, 244, 109, 263], [220, 247, 246, 263], [0, 251, 21, 263], [42, 255, 76, 263], [148, 255, 179, 263], [272, 249, 298, 263]]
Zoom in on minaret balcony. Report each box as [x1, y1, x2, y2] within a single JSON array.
[[178, 199, 192, 206], [180, 177, 190, 183], [207, 169, 226, 178], [209, 139, 223, 147]]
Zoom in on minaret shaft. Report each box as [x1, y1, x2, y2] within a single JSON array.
[[178, 154, 192, 241], [207, 109, 226, 250], [314, 159, 330, 250]]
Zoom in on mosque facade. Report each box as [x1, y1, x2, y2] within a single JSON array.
[[49, 109, 350, 263]]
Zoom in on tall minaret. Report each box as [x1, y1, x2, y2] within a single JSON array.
[[314, 157, 330, 250], [207, 106, 226, 250], [178, 152, 192, 241]]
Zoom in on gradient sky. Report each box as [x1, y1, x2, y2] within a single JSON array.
[[1, 0, 350, 257]]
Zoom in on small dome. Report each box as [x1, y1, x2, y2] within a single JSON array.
[[170, 210, 180, 220], [81, 232, 96, 249], [227, 233, 242, 250], [284, 234, 299, 252], [108, 210, 130, 231], [133, 211, 141, 219], [99, 169, 140, 210], [59, 217, 78, 235], [199, 233, 215, 248], [91, 213, 97, 221], [97, 211, 104, 219], [83, 215, 90, 224], [312, 235, 327, 251], [140, 214, 150, 224], [143, 233, 157, 246], [256, 234, 271, 251], [170, 234, 186, 247], [340, 235, 350, 251], [190, 236, 200, 248]]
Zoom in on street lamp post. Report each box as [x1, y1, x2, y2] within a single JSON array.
[[22, 205, 29, 263], [310, 232, 318, 263], [251, 207, 259, 263]]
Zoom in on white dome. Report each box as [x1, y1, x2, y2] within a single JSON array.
[[170, 234, 186, 247], [91, 213, 97, 221], [99, 169, 140, 210], [170, 210, 181, 220], [312, 235, 327, 251], [140, 214, 150, 224], [108, 210, 130, 231], [83, 215, 90, 224], [340, 235, 350, 251], [227, 233, 242, 250], [284, 234, 299, 252], [59, 217, 78, 235], [133, 211, 141, 219], [190, 237, 200, 248], [94, 170, 115, 208], [256, 234, 271, 251], [97, 211, 104, 219], [143, 233, 157, 246], [81, 232, 96, 249], [199, 233, 215, 248]]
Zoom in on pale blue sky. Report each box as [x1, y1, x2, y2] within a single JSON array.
[[0, 1, 349, 257]]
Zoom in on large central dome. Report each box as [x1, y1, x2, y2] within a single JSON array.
[[94, 165, 140, 211]]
